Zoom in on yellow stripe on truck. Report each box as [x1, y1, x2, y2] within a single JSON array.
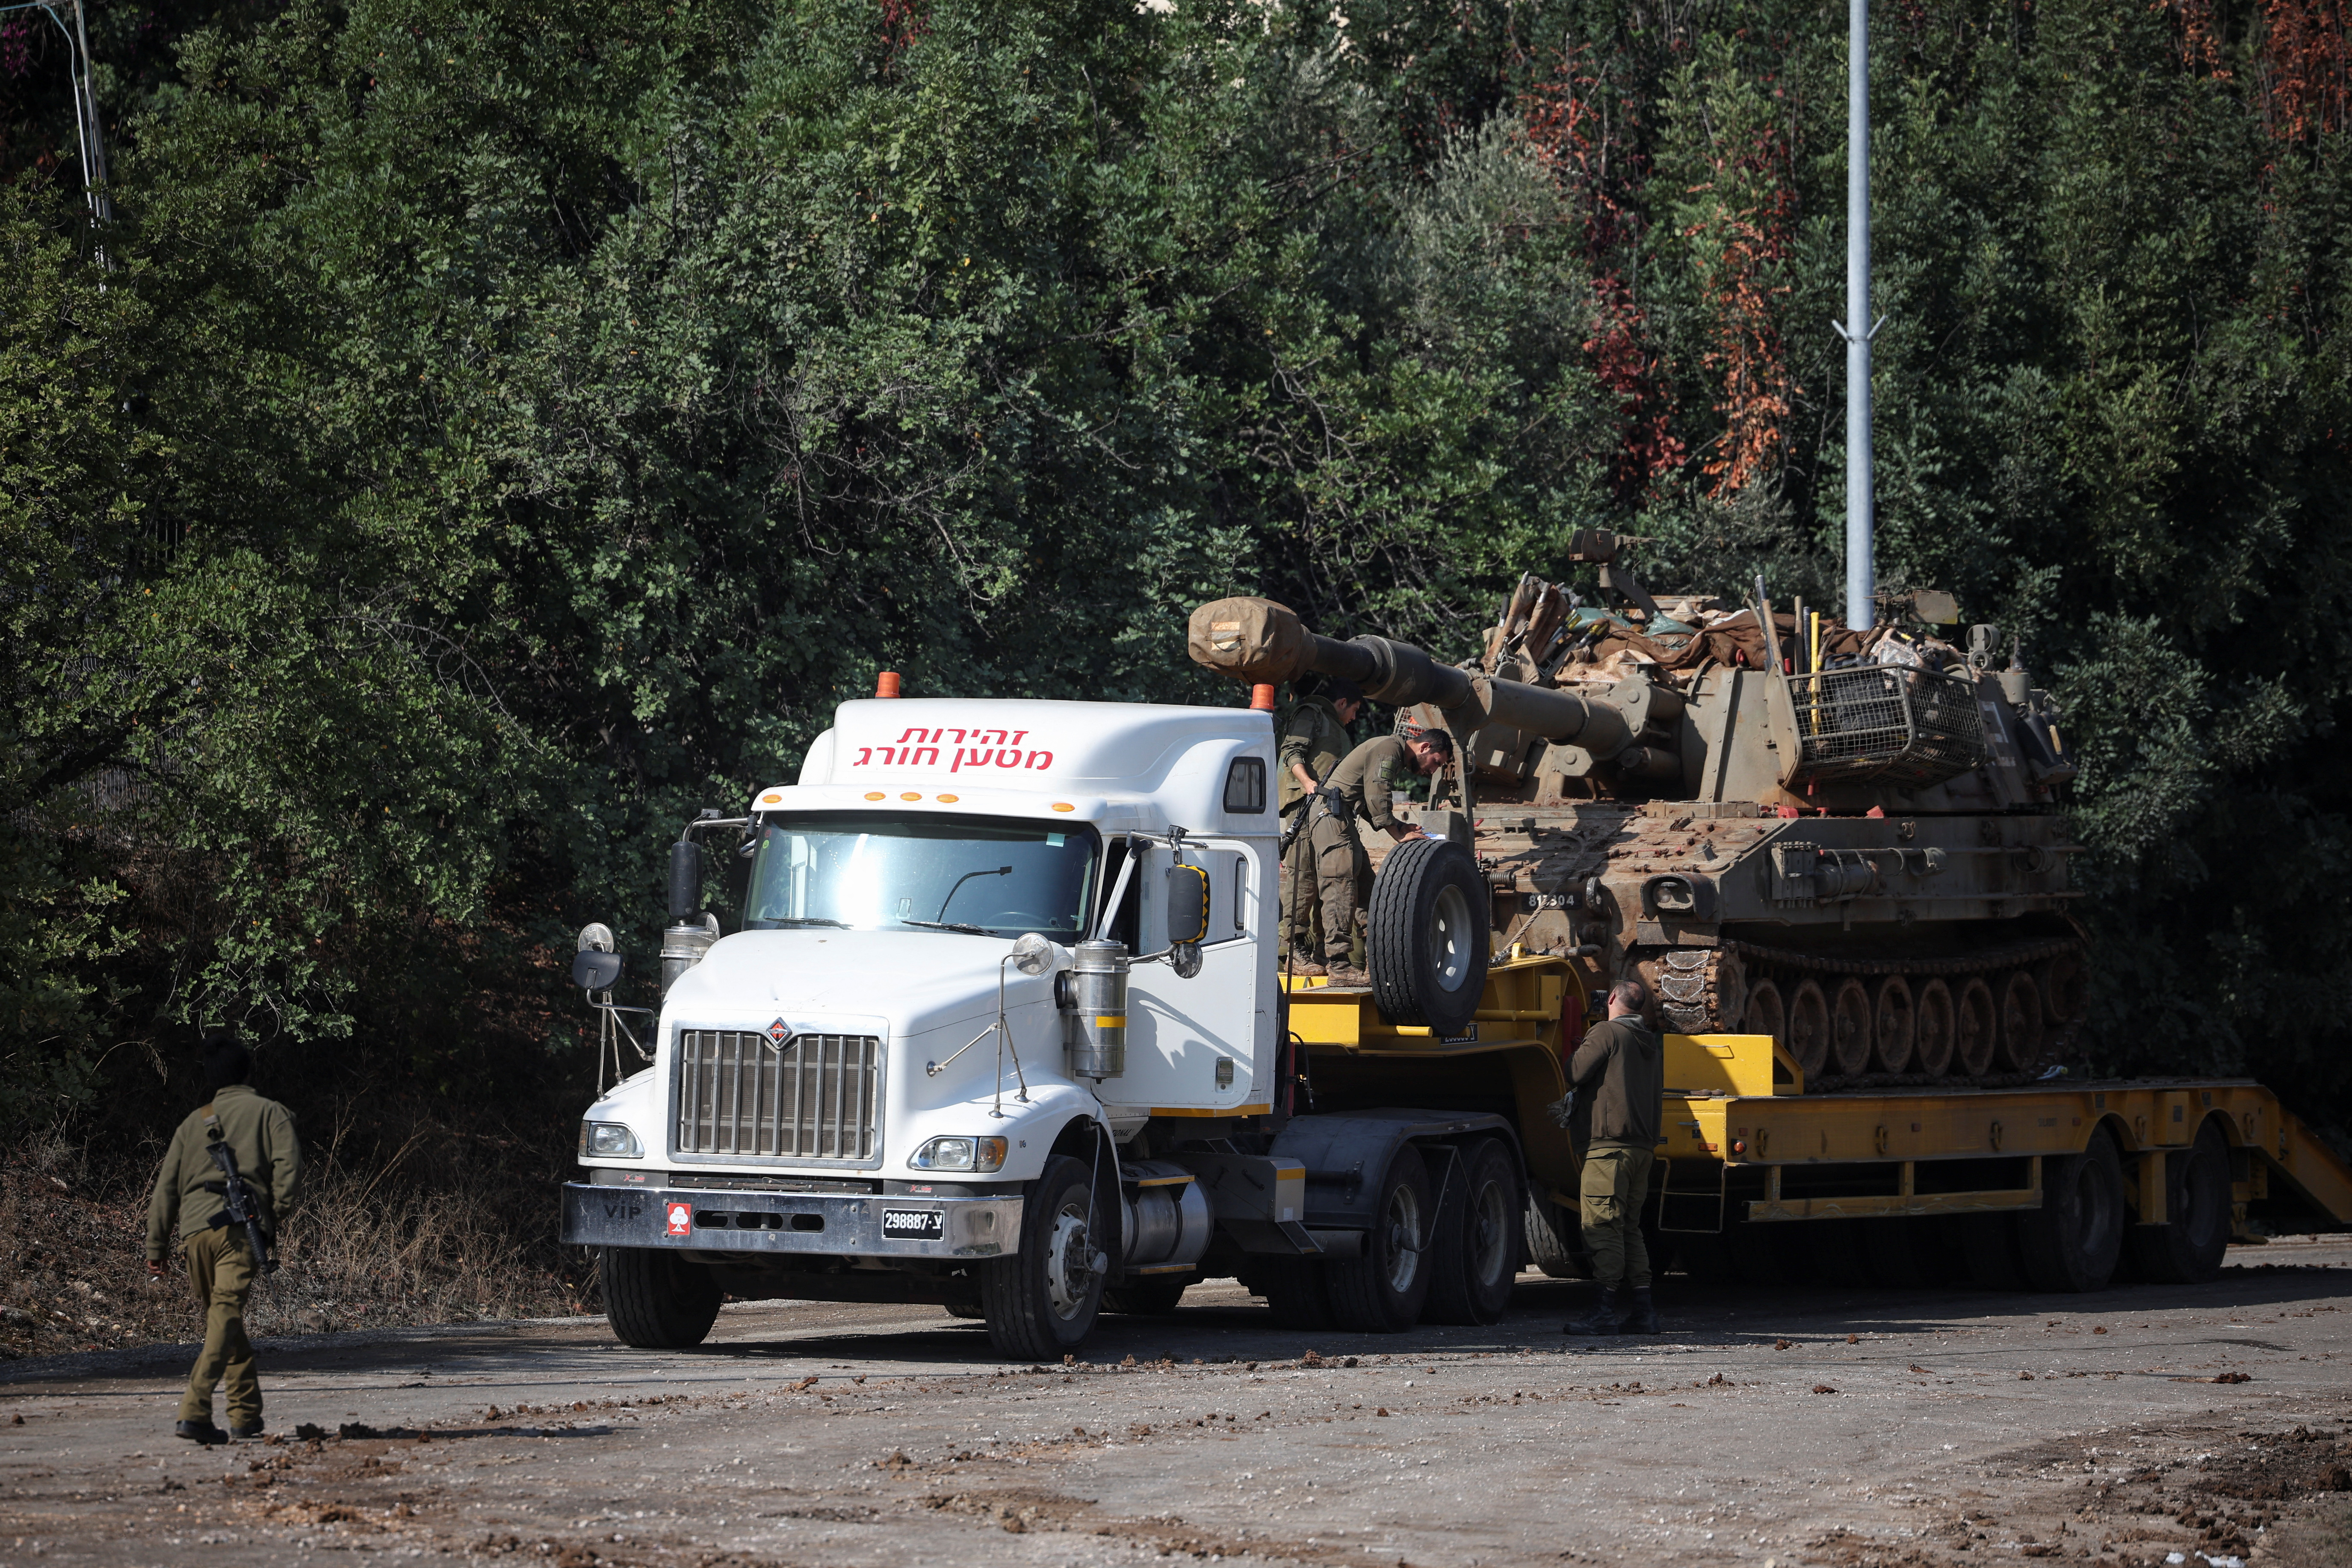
[[1095, 1015, 1126, 1028]]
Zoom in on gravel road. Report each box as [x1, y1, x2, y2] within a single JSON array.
[[3, 1238, 2348, 1568]]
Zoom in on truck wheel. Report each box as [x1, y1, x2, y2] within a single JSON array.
[[1424, 1139, 1522, 1325], [1104, 1276, 1190, 1315], [599, 1246, 721, 1349], [1523, 1190, 1587, 1279], [1326, 1146, 1435, 1332], [1367, 837, 1489, 1037], [2018, 1128, 2125, 1292], [1259, 1256, 1336, 1329], [2127, 1120, 2232, 1284], [979, 1155, 1107, 1360]]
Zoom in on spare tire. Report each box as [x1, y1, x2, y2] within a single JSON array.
[[1368, 836, 1489, 1036]]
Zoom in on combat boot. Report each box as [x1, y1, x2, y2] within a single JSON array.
[[1286, 960, 1329, 977], [1561, 1285, 1623, 1336], [175, 1419, 227, 1445], [1623, 1287, 1661, 1335], [1323, 963, 1372, 988]]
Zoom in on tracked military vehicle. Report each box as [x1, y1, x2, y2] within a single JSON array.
[[1191, 534, 2084, 1093]]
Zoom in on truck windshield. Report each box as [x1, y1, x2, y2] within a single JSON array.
[[742, 813, 1100, 940]]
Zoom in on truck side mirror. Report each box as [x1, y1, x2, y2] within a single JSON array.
[[668, 839, 703, 920], [1167, 865, 1210, 946], [573, 950, 623, 991]]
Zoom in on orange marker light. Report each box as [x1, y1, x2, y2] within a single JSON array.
[[863, 791, 886, 801], [936, 794, 959, 803], [1051, 803, 1075, 812], [901, 792, 922, 801]]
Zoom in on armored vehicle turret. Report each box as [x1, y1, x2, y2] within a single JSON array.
[[1189, 544, 2084, 1090]]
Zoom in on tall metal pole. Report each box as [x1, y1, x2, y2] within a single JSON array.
[[1842, 0, 1876, 629]]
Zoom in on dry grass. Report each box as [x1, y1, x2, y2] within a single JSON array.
[[0, 1124, 596, 1361]]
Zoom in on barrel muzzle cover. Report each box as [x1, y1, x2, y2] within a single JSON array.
[[1188, 596, 1312, 683]]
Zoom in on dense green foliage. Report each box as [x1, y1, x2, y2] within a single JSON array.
[[5, 0, 2349, 1144]]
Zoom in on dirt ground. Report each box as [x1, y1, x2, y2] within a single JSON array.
[[3, 1237, 2349, 1568]]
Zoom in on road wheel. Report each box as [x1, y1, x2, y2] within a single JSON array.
[[1424, 1139, 1522, 1325], [2127, 1120, 2232, 1283], [2018, 1129, 2126, 1293], [1829, 978, 1873, 1076], [1786, 980, 1830, 1080], [1742, 978, 1786, 1046], [1959, 1212, 2028, 1290], [1258, 1256, 1336, 1329], [1327, 1146, 1435, 1332], [2036, 951, 2087, 1023], [1524, 1190, 1587, 1279], [1913, 979, 1956, 1076], [600, 1246, 721, 1349], [1367, 837, 1489, 1036], [1871, 977, 1915, 1074], [1954, 977, 1998, 1077], [979, 1155, 1107, 1359], [1104, 1276, 1191, 1315], [1997, 972, 2044, 1072]]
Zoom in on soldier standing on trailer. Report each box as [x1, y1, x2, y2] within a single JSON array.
[[1301, 723, 1452, 986], [1277, 676, 1362, 965], [1563, 977, 1664, 1336]]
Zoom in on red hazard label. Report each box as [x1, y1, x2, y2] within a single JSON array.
[[665, 1202, 693, 1237]]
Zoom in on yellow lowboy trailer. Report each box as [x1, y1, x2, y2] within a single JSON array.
[[1285, 957, 2352, 1292]]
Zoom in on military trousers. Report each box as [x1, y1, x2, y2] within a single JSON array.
[[1578, 1142, 1654, 1289], [1303, 808, 1371, 967], [179, 1226, 261, 1427], [1277, 826, 1323, 960]]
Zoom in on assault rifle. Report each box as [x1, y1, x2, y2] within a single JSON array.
[[204, 1127, 279, 1276]]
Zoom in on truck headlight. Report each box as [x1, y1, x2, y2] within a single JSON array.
[[580, 1121, 643, 1159], [911, 1136, 1006, 1172]]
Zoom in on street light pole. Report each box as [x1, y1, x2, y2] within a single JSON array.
[[1839, 0, 1879, 629]]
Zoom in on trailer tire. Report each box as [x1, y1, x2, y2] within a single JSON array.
[[979, 1155, 1108, 1360], [1367, 837, 1489, 1037], [1424, 1139, 1521, 1325], [2127, 1120, 2232, 1284], [600, 1246, 721, 1349], [1326, 1146, 1435, 1332], [1104, 1276, 1190, 1315], [2018, 1128, 2125, 1293], [1259, 1257, 1336, 1329], [1523, 1190, 1587, 1279]]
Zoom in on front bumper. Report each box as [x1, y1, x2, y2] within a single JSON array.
[[561, 1182, 1022, 1259]]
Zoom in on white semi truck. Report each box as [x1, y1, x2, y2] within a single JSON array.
[[561, 685, 1536, 1359]]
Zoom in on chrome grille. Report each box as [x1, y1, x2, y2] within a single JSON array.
[[674, 1031, 881, 1162]]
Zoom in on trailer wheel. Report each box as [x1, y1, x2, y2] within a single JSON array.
[[979, 1155, 1107, 1359], [1523, 1190, 1587, 1279], [1786, 980, 1830, 1080], [1871, 977, 1915, 1074], [2127, 1120, 2232, 1284], [1954, 977, 1998, 1077], [1258, 1256, 1336, 1329], [599, 1246, 721, 1349], [1424, 1139, 1522, 1325], [1367, 837, 1489, 1036], [1104, 1276, 1191, 1315], [1913, 979, 1956, 1076], [1829, 979, 1873, 1076], [1997, 972, 2044, 1072], [2018, 1128, 2125, 1293], [1326, 1146, 1435, 1332]]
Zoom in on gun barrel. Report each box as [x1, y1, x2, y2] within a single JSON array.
[[1188, 597, 1632, 755]]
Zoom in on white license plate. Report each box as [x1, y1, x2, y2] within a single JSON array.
[[881, 1207, 944, 1240]]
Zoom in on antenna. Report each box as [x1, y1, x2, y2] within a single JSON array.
[[1835, 0, 1882, 629]]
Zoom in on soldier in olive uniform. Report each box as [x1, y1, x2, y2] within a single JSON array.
[[146, 1036, 303, 1443], [1301, 723, 1453, 985], [1277, 676, 1362, 964], [1561, 978, 1664, 1336]]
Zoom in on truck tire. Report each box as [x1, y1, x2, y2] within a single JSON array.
[[1424, 1139, 1522, 1325], [1259, 1257, 1336, 1329], [1523, 1190, 1587, 1279], [1326, 1146, 1435, 1332], [600, 1246, 722, 1349], [2127, 1120, 2232, 1284], [2017, 1128, 2125, 1292], [979, 1155, 1108, 1360], [1104, 1276, 1190, 1315], [1367, 837, 1489, 1037]]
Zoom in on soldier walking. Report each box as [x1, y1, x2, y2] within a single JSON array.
[[146, 1035, 303, 1443], [1562, 978, 1664, 1335], [1299, 722, 1452, 986], [1277, 676, 1362, 965]]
